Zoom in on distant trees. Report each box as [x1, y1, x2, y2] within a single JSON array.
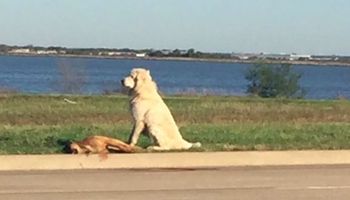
[[0, 45, 9, 53], [245, 62, 304, 98], [146, 48, 232, 59], [187, 48, 195, 57], [147, 50, 164, 57]]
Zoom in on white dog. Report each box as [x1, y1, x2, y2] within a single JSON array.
[[121, 68, 201, 150]]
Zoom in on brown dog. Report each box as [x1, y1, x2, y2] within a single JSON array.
[[70, 135, 134, 156]]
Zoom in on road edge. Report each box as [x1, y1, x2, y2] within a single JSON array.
[[1, 150, 350, 171]]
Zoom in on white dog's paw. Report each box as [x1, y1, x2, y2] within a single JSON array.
[[147, 146, 170, 151], [191, 142, 202, 148]]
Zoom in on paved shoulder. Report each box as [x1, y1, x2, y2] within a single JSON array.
[[1, 150, 350, 171]]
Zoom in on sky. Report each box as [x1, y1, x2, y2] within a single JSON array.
[[0, 0, 350, 55]]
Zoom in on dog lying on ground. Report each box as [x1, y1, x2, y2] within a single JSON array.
[[69, 135, 135, 155], [121, 68, 201, 150]]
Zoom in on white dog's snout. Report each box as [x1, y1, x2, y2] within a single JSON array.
[[121, 76, 135, 89]]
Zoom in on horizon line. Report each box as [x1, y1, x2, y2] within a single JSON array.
[[1, 43, 348, 57]]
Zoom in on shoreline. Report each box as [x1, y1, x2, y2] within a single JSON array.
[[1, 53, 350, 67]]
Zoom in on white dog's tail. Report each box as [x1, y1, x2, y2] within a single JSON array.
[[191, 142, 202, 148]]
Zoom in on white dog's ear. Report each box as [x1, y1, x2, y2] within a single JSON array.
[[146, 69, 152, 80]]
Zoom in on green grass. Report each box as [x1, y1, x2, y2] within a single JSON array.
[[1, 94, 350, 154]]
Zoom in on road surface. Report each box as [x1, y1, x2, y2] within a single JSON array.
[[1, 165, 350, 200]]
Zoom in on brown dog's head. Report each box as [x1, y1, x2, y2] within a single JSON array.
[[69, 142, 83, 154], [121, 68, 152, 91]]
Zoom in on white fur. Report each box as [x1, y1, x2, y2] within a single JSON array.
[[121, 68, 201, 150]]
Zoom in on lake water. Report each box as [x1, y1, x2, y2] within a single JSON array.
[[0, 55, 350, 99]]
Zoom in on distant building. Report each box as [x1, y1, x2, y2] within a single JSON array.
[[136, 53, 146, 57], [99, 51, 136, 57], [9, 48, 31, 54], [37, 50, 57, 54], [239, 56, 250, 60], [311, 55, 337, 61], [231, 53, 259, 60], [259, 54, 290, 60], [289, 54, 312, 61], [107, 52, 122, 56]]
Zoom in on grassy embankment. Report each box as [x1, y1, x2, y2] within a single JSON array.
[[1, 94, 350, 154]]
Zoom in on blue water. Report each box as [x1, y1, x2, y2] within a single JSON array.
[[0, 55, 350, 99]]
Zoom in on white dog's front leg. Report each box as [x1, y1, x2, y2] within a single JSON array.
[[129, 121, 145, 146]]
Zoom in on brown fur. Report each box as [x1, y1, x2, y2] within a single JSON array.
[[70, 135, 134, 155]]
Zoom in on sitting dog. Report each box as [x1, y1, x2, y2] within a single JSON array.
[[121, 68, 201, 150]]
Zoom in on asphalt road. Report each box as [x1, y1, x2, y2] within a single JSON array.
[[1, 165, 350, 200]]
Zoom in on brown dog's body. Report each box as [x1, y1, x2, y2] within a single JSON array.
[[70, 135, 134, 154]]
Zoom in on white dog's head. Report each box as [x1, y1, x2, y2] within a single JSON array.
[[121, 68, 153, 91]]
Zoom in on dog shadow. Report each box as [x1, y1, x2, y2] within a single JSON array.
[[57, 139, 73, 153]]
